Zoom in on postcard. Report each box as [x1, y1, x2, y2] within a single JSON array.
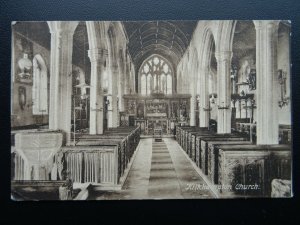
[[11, 20, 292, 200]]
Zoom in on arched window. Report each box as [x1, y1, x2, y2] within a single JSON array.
[[139, 55, 173, 95], [147, 74, 152, 95], [32, 54, 48, 115]]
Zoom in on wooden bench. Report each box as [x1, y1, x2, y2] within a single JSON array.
[[199, 135, 247, 175], [207, 140, 253, 184], [187, 129, 211, 160], [61, 145, 120, 186], [194, 133, 243, 170], [178, 126, 205, 151], [175, 125, 190, 142], [175, 126, 192, 148], [11, 180, 75, 200], [59, 126, 141, 188], [213, 144, 291, 197]]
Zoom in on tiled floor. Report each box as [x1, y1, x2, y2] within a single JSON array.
[[88, 138, 214, 200]]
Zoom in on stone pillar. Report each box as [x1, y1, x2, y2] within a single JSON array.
[[254, 21, 279, 144], [118, 55, 125, 112], [48, 22, 77, 144], [177, 73, 181, 93], [189, 75, 196, 126], [199, 66, 210, 127], [190, 96, 196, 126], [108, 64, 119, 128], [216, 51, 232, 134], [124, 56, 130, 95], [88, 48, 107, 134]]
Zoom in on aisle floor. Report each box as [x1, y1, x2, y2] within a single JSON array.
[[88, 138, 215, 199]]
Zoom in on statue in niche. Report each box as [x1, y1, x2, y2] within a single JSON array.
[[137, 103, 144, 118], [239, 59, 256, 93], [209, 93, 218, 121], [179, 101, 187, 121], [247, 69, 256, 90], [17, 53, 33, 84], [128, 100, 136, 114], [230, 65, 238, 94]]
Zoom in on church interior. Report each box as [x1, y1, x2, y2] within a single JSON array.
[[10, 20, 292, 200]]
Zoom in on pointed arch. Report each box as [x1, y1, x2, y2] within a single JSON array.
[[32, 54, 48, 115]]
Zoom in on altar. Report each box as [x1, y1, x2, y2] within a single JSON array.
[[121, 93, 191, 135]]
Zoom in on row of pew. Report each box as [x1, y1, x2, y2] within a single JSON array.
[[11, 126, 141, 199], [176, 126, 291, 197], [58, 126, 141, 186]]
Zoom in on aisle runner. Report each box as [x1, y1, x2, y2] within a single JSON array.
[[147, 140, 183, 199]]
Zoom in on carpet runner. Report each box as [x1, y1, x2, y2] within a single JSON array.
[[147, 140, 182, 198]]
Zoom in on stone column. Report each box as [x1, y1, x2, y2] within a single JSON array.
[[88, 48, 107, 134], [189, 76, 196, 126], [118, 53, 125, 112], [48, 22, 77, 144], [216, 51, 232, 134], [124, 55, 130, 95], [190, 96, 196, 126], [108, 64, 119, 128], [177, 73, 181, 93], [199, 66, 210, 127], [254, 21, 280, 144]]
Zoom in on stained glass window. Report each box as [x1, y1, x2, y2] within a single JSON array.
[[139, 55, 173, 95]]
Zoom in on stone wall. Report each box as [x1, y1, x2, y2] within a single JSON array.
[[277, 24, 291, 125], [11, 32, 50, 128]]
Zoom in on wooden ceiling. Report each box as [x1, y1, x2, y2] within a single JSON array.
[[123, 21, 198, 71]]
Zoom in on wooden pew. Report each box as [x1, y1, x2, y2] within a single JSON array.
[[61, 126, 141, 187], [207, 140, 253, 184], [177, 126, 204, 151], [199, 135, 248, 175], [11, 180, 75, 200], [175, 125, 189, 142], [213, 144, 291, 197], [194, 133, 243, 170], [175, 126, 185, 147], [75, 139, 128, 178], [61, 145, 121, 186], [78, 126, 140, 159], [175, 127, 213, 168], [187, 129, 211, 161]]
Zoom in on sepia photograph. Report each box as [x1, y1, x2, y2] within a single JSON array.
[[10, 20, 292, 200]]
